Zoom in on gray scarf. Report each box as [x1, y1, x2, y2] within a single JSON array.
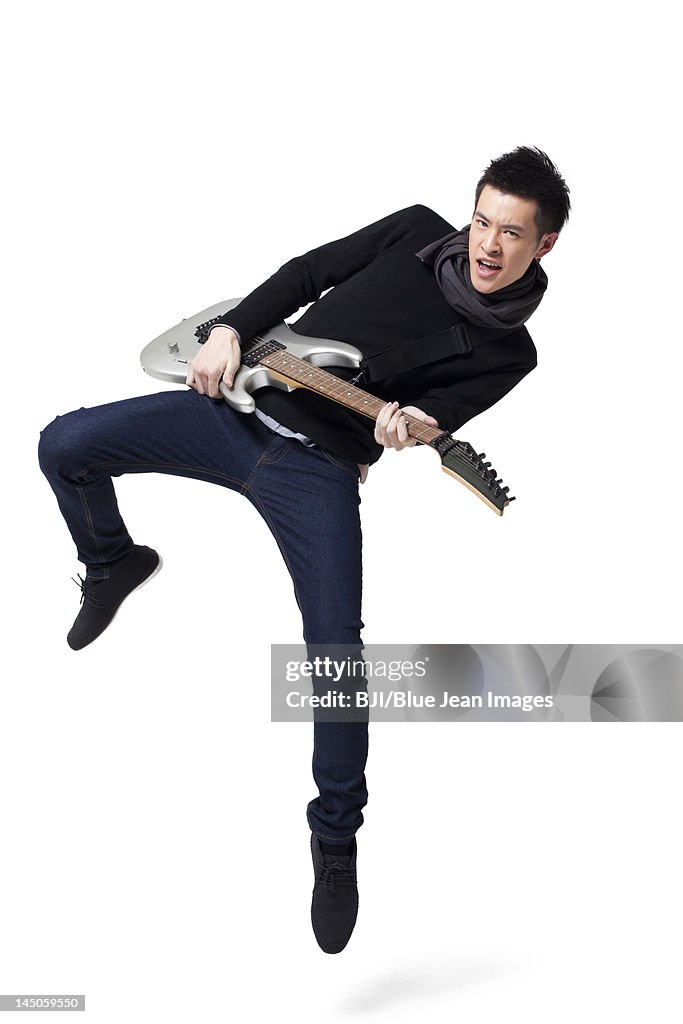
[[415, 223, 548, 330]]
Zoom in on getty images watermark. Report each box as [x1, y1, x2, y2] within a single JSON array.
[[270, 644, 683, 723]]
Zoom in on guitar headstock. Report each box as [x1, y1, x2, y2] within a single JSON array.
[[429, 433, 515, 516]]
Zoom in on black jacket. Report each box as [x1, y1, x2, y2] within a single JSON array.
[[213, 204, 537, 465]]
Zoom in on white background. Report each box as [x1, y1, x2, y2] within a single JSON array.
[[2, 1, 681, 1021]]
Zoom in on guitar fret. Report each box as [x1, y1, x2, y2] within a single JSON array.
[[260, 351, 442, 444]]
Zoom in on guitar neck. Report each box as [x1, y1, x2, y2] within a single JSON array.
[[258, 347, 443, 444]]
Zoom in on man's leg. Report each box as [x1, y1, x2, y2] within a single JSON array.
[[243, 437, 368, 840], [38, 388, 280, 573], [39, 386, 367, 830], [244, 437, 367, 952], [39, 392, 366, 949], [37, 388, 280, 646]]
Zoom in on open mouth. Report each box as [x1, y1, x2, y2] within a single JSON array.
[[476, 259, 502, 279]]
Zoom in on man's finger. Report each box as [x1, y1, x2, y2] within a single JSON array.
[[223, 361, 238, 389], [399, 415, 416, 446], [374, 403, 391, 442], [380, 406, 399, 447], [397, 414, 408, 444], [207, 369, 223, 398], [377, 401, 397, 427], [375, 403, 387, 432], [387, 408, 403, 440], [403, 422, 417, 447]]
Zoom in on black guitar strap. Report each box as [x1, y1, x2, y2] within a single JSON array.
[[356, 321, 517, 384]]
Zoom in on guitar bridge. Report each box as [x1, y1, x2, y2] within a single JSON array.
[[194, 315, 227, 343]]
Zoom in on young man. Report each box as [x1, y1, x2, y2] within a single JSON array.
[[38, 145, 570, 954]]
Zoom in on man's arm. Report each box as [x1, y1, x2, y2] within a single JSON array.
[[407, 363, 537, 436], [372, 363, 535, 454], [208, 205, 419, 344], [187, 205, 418, 397]]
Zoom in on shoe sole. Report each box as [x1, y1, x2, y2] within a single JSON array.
[[68, 552, 163, 650]]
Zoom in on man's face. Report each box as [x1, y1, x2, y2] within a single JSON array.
[[468, 185, 558, 294]]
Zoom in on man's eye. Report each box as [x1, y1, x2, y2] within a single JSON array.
[[476, 221, 518, 237]]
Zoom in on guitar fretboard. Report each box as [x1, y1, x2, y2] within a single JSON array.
[[259, 349, 443, 444]]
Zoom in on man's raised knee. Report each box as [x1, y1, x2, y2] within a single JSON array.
[[38, 409, 87, 476]]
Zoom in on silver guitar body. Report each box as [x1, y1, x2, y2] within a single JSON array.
[[140, 298, 363, 413]]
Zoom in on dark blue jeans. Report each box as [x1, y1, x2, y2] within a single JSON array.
[[38, 388, 369, 845]]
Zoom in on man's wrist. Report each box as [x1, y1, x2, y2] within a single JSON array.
[[208, 324, 241, 345]]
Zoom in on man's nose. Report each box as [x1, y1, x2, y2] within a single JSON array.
[[483, 229, 502, 253]]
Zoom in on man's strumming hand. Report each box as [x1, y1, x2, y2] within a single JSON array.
[[186, 326, 241, 398], [374, 402, 439, 451]]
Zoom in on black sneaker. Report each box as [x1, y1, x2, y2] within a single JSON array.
[[67, 545, 162, 651], [310, 833, 359, 954]]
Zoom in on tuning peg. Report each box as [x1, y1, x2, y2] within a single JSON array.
[[477, 452, 486, 459]]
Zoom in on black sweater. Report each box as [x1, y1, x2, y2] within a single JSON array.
[[213, 204, 538, 466]]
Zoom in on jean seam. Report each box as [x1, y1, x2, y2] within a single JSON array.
[[258, 441, 291, 467], [239, 480, 306, 615], [72, 458, 247, 490], [76, 485, 110, 579], [317, 448, 360, 480], [311, 828, 357, 842], [71, 459, 246, 575], [244, 437, 291, 489]]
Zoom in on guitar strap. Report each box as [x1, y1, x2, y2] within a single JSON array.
[[356, 321, 518, 384]]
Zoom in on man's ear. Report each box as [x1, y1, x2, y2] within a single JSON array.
[[535, 232, 559, 260]]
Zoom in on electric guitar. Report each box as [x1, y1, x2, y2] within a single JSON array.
[[140, 299, 516, 515]]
